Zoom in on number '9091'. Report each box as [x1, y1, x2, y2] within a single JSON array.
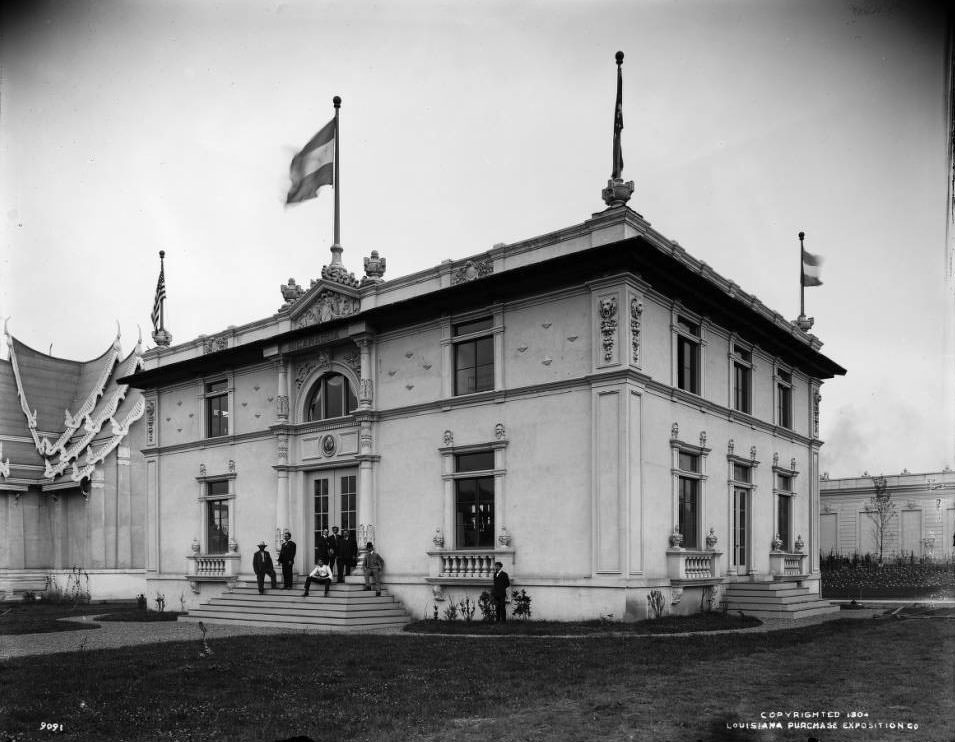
[[40, 722, 63, 732]]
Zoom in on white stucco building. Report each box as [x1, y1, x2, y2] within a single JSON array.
[[122, 184, 845, 620], [820, 469, 955, 559]]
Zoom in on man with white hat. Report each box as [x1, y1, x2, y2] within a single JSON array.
[[252, 541, 277, 594]]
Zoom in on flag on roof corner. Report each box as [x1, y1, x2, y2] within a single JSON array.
[[150, 260, 166, 331], [801, 248, 823, 287], [286, 118, 336, 204]]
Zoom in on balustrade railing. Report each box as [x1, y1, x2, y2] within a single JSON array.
[[769, 550, 807, 578], [666, 548, 723, 581], [187, 553, 240, 579], [434, 551, 496, 579]]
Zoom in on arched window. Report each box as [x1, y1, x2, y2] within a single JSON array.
[[305, 373, 357, 421]]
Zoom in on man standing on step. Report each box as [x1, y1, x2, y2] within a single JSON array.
[[328, 526, 341, 578], [337, 529, 356, 583], [363, 542, 384, 596], [302, 558, 333, 597], [252, 541, 278, 595], [278, 531, 297, 590]]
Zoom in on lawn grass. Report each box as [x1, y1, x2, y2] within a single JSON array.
[[404, 612, 761, 635], [0, 601, 181, 635], [1, 616, 952, 741]]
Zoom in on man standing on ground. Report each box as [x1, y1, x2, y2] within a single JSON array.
[[492, 561, 510, 622], [363, 542, 384, 596], [252, 541, 278, 595], [278, 531, 296, 590]]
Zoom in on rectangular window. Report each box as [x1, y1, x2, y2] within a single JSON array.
[[733, 345, 752, 414], [454, 450, 495, 548], [206, 480, 230, 554], [733, 488, 748, 566], [776, 473, 793, 492], [205, 380, 229, 437], [339, 474, 356, 534], [678, 476, 699, 549], [678, 451, 700, 473], [313, 479, 329, 563], [732, 463, 751, 483], [453, 318, 494, 395], [676, 317, 700, 394], [777, 494, 792, 551], [777, 370, 792, 429]]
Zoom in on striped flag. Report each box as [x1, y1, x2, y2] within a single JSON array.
[[801, 248, 823, 287], [287, 118, 336, 204], [612, 52, 625, 180], [151, 261, 166, 330]]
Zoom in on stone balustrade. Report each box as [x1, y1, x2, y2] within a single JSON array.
[[666, 548, 723, 582], [426, 549, 515, 584], [187, 553, 241, 579], [769, 550, 808, 578]]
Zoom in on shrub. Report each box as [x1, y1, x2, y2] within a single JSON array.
[[510, 589, 532, 621], [442, 599, 458, 621], [458, 597, 476, 622], [478, 591, 495, 622]]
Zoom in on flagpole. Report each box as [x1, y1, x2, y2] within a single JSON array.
[[332, 95, 342, 252], [798, 232, 805, 319], [159, 250, 166, 331]]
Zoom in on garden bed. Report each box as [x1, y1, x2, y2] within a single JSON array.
[[404, 612, 761, 635], [821, 553, 955, 599]]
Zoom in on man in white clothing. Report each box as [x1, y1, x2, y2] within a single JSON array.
[[302, 558, 333, 597]]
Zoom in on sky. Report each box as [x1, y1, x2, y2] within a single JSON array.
[[1, 0, 951, 478]]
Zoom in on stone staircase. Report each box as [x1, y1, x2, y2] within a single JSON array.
[[723, 580, 840, 620], [179, 578, 412, 632]]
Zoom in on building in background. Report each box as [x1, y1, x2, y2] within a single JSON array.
[[819, 469, 955, 559], [0, 326, 147, 599]]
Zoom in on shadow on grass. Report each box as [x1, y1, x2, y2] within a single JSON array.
[[404, 612, 762, 635], [0, 601, 182, 634], [1, 617, 949, 742]]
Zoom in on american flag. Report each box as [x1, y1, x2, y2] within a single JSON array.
[[151, 258, 166, 330]]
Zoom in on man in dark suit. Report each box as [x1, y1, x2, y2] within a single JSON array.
[[492, 561, 510, 622], [362, 542, 385, 596], [337, 529, 356, 583], [327, 526, 341, 577], [277, 531, 296, 590], [252, 541, 277, 594], [315, 529, 330, 566]]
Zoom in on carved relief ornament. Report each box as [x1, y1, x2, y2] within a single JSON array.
[[599, 296, 618, 362], [451, 258, 493, 285], [295, 290, 360, 329], [630, 298, 643, 364]]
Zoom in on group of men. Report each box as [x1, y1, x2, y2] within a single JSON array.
[[251, 529, 384, 598]]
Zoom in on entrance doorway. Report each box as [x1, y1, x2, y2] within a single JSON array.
[[732, 487, 748, 575], [308, 468, 358, 564]]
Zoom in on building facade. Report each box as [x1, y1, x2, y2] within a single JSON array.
[[0, 326, 147, 599], [819, 469, 955, 559], [125, 200, 845, 620]]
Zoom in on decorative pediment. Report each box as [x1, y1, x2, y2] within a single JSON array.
[[290, 283, 361, 329]]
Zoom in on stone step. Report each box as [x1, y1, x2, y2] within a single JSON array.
[[723, 593, 819, 606], [184, 605, 408, 623], [181, 579, 411, 631], [178, 615, 408, 632], [208, 596, 396, 608], [723, 587, 809, 599], [725, 581, 803, 591], [196, 602, 409, 617], [729, 603, 841, 620]]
